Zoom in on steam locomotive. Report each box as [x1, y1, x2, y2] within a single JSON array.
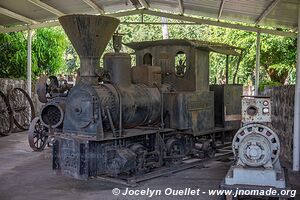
[[35, 14, 243, 179]]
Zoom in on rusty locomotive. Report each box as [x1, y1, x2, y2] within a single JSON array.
[[36, 14, 244, 180]]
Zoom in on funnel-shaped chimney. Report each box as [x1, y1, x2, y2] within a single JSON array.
[[59, 14, 120, 84]]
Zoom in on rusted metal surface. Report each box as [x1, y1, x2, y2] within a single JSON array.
[[242, 96, 271, 124], [0, 90, 13, 136], [8, 88, 35, 130], [163, 91, 215, 133], [40, 97, 66, 128], [59, 14, 120, 85], [48, 14, 244, 182], [131, 65, 162, 87], [210, 84, 243, 129], [126, 39, 243, 56], [103, 53, 131, 87]]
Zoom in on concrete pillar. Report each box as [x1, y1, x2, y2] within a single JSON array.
[[254, 32, 261, 96], [293, 5, 300, 172], [27, 29, 33, 98]]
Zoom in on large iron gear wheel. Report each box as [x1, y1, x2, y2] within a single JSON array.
[[232, 123, 280, 167]]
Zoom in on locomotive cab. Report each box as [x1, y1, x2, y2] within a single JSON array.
[[126, 39, 243, 134]]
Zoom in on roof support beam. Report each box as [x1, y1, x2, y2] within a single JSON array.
[[0, 9, 296, 37], [142, 10, 296, 37], [28, 0, 64, 17], [138, 0, 149, 9], [293, 0, 300, 172], [0, 7, 37, 24], [83, 0, 105, 14], [217, 0, 225, 20], [27, 29, 33, 98], [255, 0, 280, 25], [0, 9, 141, 33], [178, 0, 184, 15]]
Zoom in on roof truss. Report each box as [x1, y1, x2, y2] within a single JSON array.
[[0, 7, 37, 24]]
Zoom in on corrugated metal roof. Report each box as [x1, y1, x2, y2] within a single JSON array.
[[0, 0, 298, 33], [125, 39, 243, 56]]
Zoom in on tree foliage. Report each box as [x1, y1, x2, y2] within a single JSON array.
[[0, 27, 68, 79], [0, 32, 27, 78]]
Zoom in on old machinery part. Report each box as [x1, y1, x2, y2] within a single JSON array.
[[232, 123, 280, 168], [36, 75, 71, 103], [202, 140, 216, 158], [59, 14, 120, 85], [129, 143, 147, 172], [40, 97, 66, 128], [36, 76, 49, 103], [8, 88, 35, 130], [112, 32, 124, 53], [0, 91, 13, 136], [63, 83, 161, 134], [28, 117, 49, 151], [242, 96, 271, 124], [104, 53, 131, 87], [166, 138, 185, 165]]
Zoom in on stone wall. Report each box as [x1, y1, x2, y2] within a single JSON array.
[[0, 78, 27, 94], [262, 85, 295, 167]]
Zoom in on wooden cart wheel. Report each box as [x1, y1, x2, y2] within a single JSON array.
[[0, 91, 13, 136], [8, 88, 35, 130], [28, 117, 49, 151]]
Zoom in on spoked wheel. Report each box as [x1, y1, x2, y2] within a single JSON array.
[[8, 88, 35, 130], [0, 91, 13, 136], [28, 117, 49, 151], [166, 138, 185, 165]]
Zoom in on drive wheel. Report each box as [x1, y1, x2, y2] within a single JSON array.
[[166, 138, 184, 165], [28, 117, 49, 151]]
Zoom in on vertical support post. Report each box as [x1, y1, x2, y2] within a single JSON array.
[[293, 5, 300, 172], [161, 17, 169, 39], [27, 29, 33, 98], [225, 54, 229, 84], [254, 32, 261, 96]]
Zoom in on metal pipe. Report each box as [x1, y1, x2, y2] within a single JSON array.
[[293, 6, 300, 172], [254, 32, 261, 96], [233, 50, 243, 84], [27, 29, 33, 97], [225, 55, 229, 84]]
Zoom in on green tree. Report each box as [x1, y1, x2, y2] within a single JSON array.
[[0, 32, 27, 78], [32, 27, 67, 77]]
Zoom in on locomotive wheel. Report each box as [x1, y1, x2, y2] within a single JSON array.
[[8, 88, 35, 130], [203, 140, 216, 158], [165, 138, 184, 165], [130, 144, 147, 172], [0, 91, 13, 136], [28, 117, 49, 151]]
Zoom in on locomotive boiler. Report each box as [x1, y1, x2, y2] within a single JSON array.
[[43, 14, 244, 180]]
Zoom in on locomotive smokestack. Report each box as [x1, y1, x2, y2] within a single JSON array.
[[59, 14, 120, 85]]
